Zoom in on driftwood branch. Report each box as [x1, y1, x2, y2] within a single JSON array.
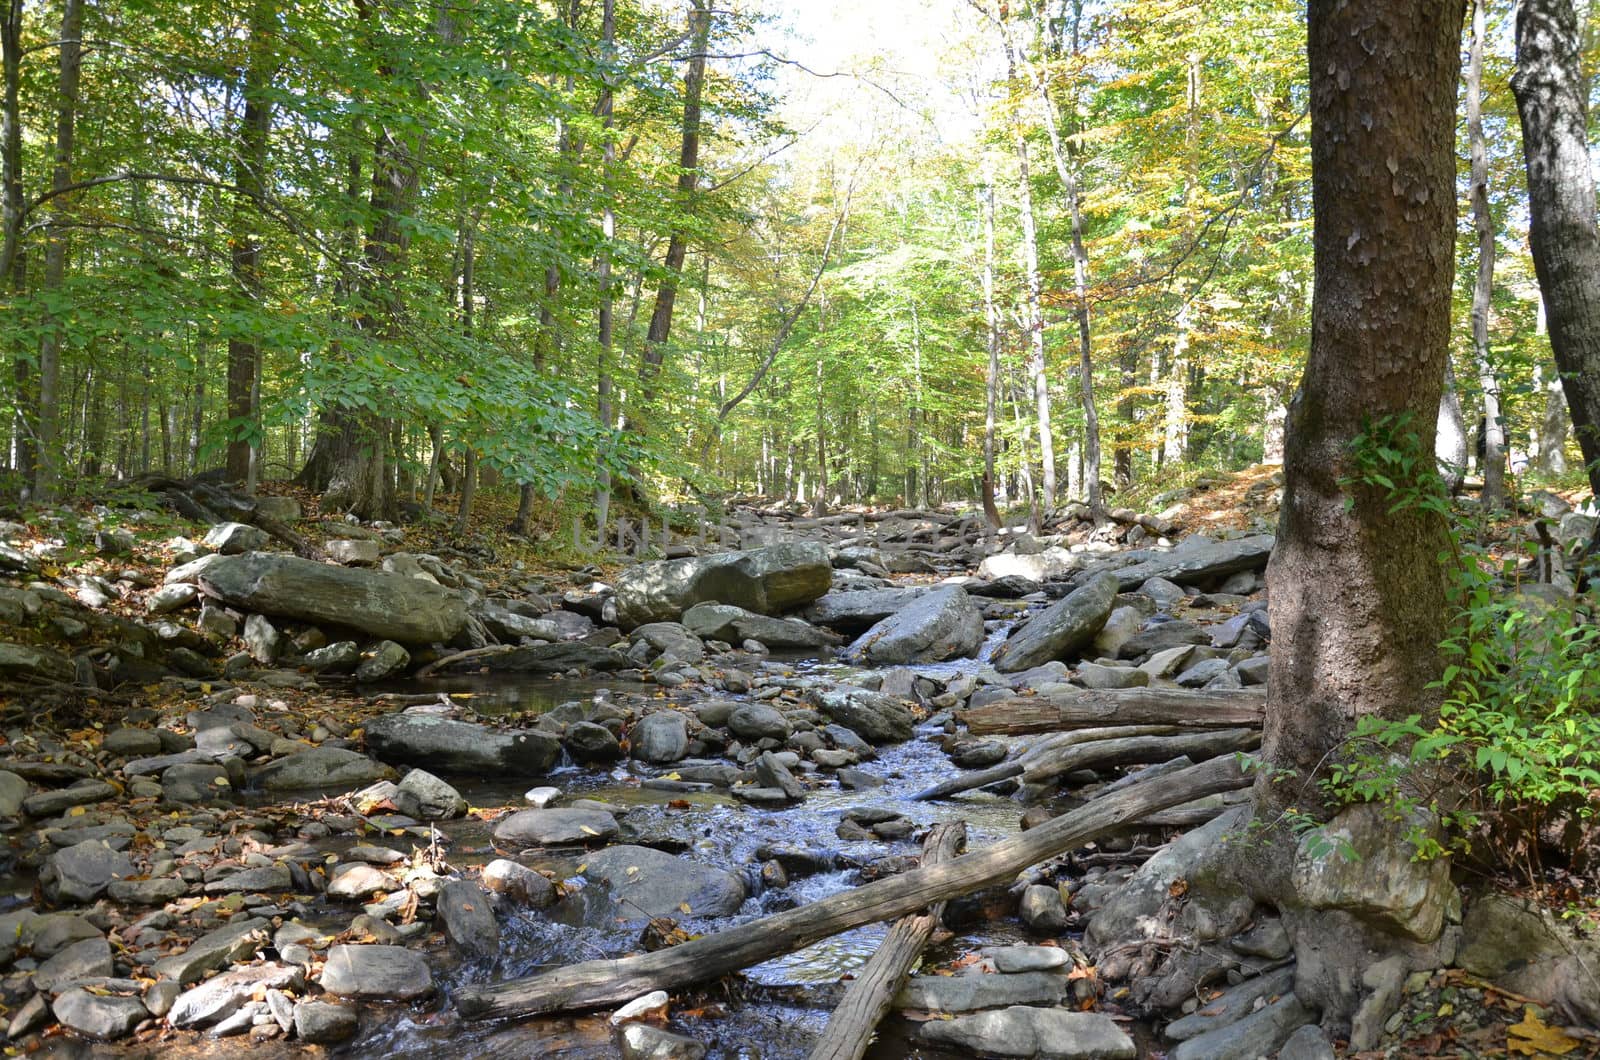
[[413, 644, 516, 679], [911, 724, 1183, 801], [1020, 727, 1259, 787], [456, 753, 1247, 1021], [962, 688, 1265, 736], [808, 822, 966, 1060]]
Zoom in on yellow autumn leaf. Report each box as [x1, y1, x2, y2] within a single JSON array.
[[68, 806, 86, 817], [579, 825, 600, 836], [678, 902, 692, 914], [662, 772, 681, 781], [1507, 1007, 1580, 1057]]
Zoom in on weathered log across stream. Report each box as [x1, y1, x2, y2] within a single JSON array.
[[961, 687, 1266, 736], [456, 753, 1247, 1021]]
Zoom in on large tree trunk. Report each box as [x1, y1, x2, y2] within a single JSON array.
[[225, 0, 272, 492], [1467, 0, 1505, 508], [1260, 0, 1462, 814], [1512, 0, 1600, 503], [31, 0, 84, 503]]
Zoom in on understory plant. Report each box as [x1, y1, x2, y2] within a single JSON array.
[[1325, 415, 1600, 903]]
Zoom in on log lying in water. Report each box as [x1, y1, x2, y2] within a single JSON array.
[[456, 754, 1247, 1021], [1021, 727, 1259, 787], [807, 822, 966, 1060], [910, 725, 1183, 802], [962, 688, 1265, 737]]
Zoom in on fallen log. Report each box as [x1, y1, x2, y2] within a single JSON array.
[[808, 822, 966, 1060], [962, 688, 1265, 736], [456, 753, 1247, 1021], [911, 725, 1182, 801], [1021, 728, 1259, 787]]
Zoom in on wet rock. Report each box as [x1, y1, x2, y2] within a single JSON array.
[[949, 737, 1008, 769], [365, 712, 560, 776], [727, 703, 793, 741], [167, 963, 301, 1029], [993, 573, 1119, 673], [34, 937, 114, 993], [614, 541, 833, 628], [46, 839, 135, 903], [806, 686, 914, 744], [295, 999, 359, 1044], [393, 768, 467, 819], [196, 552, 467, 643], [481, 859, 556, 907], [1169, 992, 1313, 1060], [920, 1006, 1136, 1059], [844, 585, 986, 666], [24, 780, 117, 817], [1020, 884, 1070, 934], [493, 808, 619, 846], [318, 944, 432, 1000], [631, 712, 689, 763], [837, 767, 884, 790], [52, 987, 148, 1040], [437, 879, 499, 956], [254, 746, 395, 791], [579, 844, 746, 920], [565, 721, 622, 762], [618, 1022, 708, 1060], [896, 970, 1070, 1012], [682, 602, 837, 649], [753, 751, 806, 801], [152, 917, 272, 985]]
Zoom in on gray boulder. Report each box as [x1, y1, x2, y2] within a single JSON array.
[[1169, 992, 1314, 1060], [202, 522, 270, 555], [920, 1006, 1136, 1059], [196, 552, 467, 643], [806, 686, 915, 744], [294, 1000, 359, 1045], [631, 712, 689, 763], [565, 721, 622, 762], [394, 768, 467, 819], [493, 808, 618, 846], [614, 542, 832, 628], [52, 988, 147, 1040], [437, 880, 499, 956], [993, 573, 1119, 673], [727, 704, 793, 741], [318, 944, 432, 1000], [843, 586, 985, 666], [167, 963, 300, 1029], [579, 844, 747, 919], [682, 602, 838, 649], [364, 712, 561, 776], [46, 840, 135, 904], [1097, 534, 1275, 591], [355, 639, 411, 681], [806, 587, 931, 635], [254, 747, 395, 791], [33, 937, 113, 993]]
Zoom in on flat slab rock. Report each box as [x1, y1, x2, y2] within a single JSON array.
[[920, 1006, 1137, 1060], [195, 551, 467, 644], [364, 712, 560, 776], [318, 944, 432, 1000], [578, 844, 747, 920], [493, 808, 619, 847], [896, 969, 1070, 1013]]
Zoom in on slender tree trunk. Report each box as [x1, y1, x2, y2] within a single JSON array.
[[980, 179, 1001, 531], [1437, 358, 1470, 491], [638, 0, 711, 418], [454, 216, 478, 534], [30, 0, 84, 501], [226, 0, 272, 491], [1467, 0, 1505, 507], [594, 0, 617, 544], [2, 0, 28, 492], [1512, 0, 1600, 501]]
